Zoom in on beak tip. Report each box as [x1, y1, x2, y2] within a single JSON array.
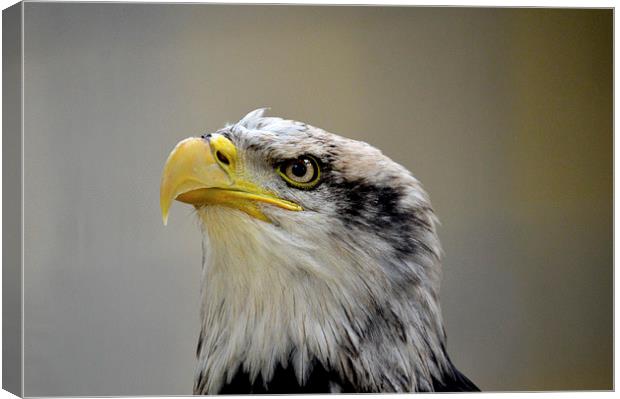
[[161, 199, 170, 226], [161, 209, 169, 226], [161, 185, 172, 226]]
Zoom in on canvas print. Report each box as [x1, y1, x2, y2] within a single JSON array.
[[2, 2, 612, 396]]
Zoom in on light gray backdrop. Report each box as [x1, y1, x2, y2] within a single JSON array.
[[22, 4, 612, 396]]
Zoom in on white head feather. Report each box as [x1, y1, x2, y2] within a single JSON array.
[[194, 109, 450, 394]]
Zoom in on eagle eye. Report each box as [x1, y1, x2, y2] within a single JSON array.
[[277, 156, 321, 189]]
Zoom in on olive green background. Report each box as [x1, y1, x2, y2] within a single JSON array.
[[21, 4, 612, 395]]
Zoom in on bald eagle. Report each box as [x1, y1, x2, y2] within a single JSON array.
[[160, 109, 479, 394]]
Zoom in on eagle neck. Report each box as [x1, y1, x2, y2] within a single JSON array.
[[194, 206, 451, 393]]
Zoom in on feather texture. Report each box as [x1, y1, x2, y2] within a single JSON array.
[[191, 110, 478, 394]]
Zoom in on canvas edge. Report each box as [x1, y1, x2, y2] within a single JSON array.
[[2, 1, 24, 397]]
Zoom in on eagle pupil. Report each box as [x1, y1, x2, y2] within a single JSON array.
[[291, 162, 307, 177]]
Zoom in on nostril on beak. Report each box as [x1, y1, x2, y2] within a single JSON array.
[[216, 150, 230, 165], [207, 133, 236, 170], [201, 133, 212, 140]]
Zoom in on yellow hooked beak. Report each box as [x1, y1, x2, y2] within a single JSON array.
[[160, 134, 302, 225]]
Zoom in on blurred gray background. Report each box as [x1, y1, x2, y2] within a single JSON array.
[[22, 4, 612, 396]]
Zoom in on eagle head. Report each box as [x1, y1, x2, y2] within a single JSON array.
[[160, 109, 476, 394]]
